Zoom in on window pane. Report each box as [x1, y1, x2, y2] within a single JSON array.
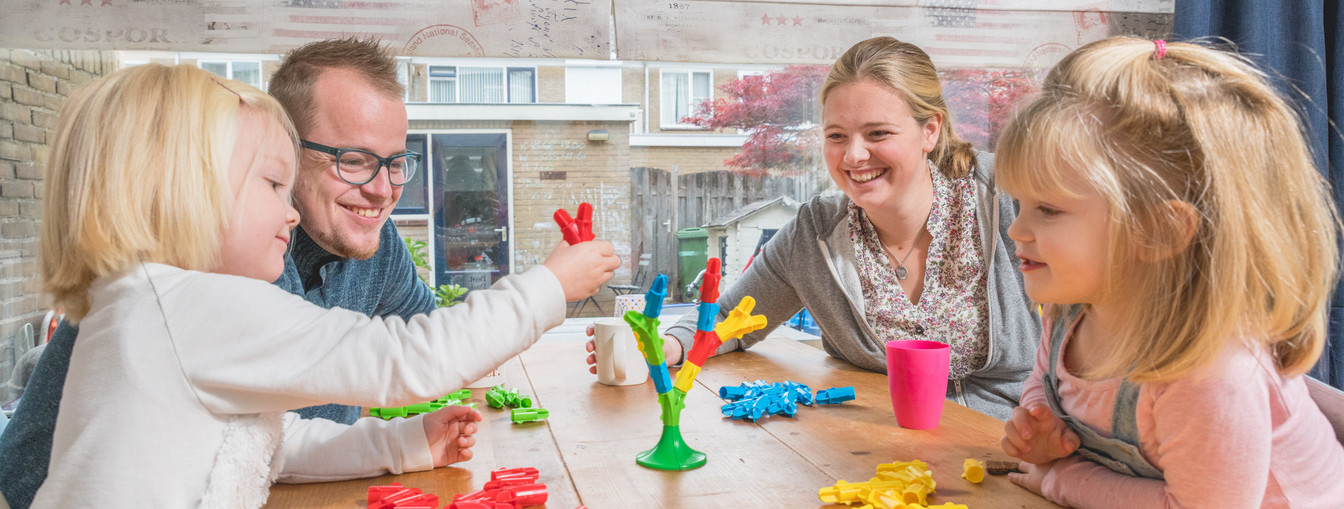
[[692, 72, 711, 99], [428, 65, 456, 78], [395, 134, 428, 215], [692, 71, 711, 112], [200, 62, 227, 78], [396, 59, 410, 100], [231, 62, 261, 88], [433, 133, 510, 291], [460, 67, 504, 103], [429, 79, 456, 103], [661, 72, 688, 126], [507, 68, 534, 104]]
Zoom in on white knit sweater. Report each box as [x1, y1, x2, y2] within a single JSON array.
[[34, 263, 563, 507]]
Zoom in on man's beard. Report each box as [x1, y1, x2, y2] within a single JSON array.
[[313, 227, 380, 260]]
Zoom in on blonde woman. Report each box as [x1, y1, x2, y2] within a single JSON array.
[[587, 36, 1042, 420], [32, 64, 617, 507], [999, 37, 1344, 507]]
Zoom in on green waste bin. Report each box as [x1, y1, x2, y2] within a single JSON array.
[[675, 227, 709, 301]]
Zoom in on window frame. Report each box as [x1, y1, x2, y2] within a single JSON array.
[[197, 60, 263, 89], [659, 68, 713, 130], [395, 57, 412, 102], [427, 65, 536, 104]]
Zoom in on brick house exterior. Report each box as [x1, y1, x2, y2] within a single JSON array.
[[0, 49, 115, 343], [0, 50, 769, 324]]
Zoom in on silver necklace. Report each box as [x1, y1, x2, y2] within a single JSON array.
[[880, 227, 926, 281]]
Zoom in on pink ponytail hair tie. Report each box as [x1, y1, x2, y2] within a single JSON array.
[[1154, 39, 1167, 60]]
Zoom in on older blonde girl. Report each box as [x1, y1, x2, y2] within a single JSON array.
[[1000, 37, 1344, 508]]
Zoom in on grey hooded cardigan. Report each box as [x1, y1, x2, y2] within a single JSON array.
[[666, 154, 1041, 420]]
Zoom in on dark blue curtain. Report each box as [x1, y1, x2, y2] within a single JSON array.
[[1175, 1, 1344, 388]]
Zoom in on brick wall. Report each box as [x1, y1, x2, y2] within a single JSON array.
[[536, 65, 564, 103], [622, 66, 646, 130], [0, 48, 116, 341]]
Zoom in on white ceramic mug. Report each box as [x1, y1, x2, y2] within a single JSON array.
[[593, 318, 649, 386]]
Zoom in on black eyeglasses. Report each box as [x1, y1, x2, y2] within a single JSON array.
[[301, 140, 421, 186]]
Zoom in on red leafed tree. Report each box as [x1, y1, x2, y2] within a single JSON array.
[[939, 68, 1041, 151], [683, 65, 829, 176], [686, 65, 1039, 174]]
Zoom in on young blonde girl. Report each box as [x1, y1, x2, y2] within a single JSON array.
[[998, 37, 1344, 508], [33, 64, 617, 507]]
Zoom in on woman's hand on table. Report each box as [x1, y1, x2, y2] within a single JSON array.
[[424, 405, 483, 467], [1001, 403, 1079, 464], [583, 324, 684, 374]]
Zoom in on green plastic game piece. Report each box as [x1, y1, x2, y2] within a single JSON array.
[[658, 390, 686, 426], [370, 391, 481, 420], [486, 389, 507, 409], [636, 425, 706, 471], [510, 407, 549, 423], [624, 311, 665, 366], [486, 385, 533, 409]]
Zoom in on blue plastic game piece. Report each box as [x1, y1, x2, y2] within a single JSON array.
[[815, 386, 856, 405]]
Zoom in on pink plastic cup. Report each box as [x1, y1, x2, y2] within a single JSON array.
[[886, 340, 951, 430]]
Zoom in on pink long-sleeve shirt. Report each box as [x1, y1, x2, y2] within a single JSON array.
[[1021, 315, 1344, 508]]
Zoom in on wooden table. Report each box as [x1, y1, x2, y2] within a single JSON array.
[[265, 325, 1055, 508]]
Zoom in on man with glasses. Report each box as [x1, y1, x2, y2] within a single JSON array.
[[0, 38, 558, 509], [263, 37, 435, 424]]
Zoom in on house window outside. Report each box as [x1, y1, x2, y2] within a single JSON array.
[[396, 58, 411, 102], [199, 61, 262, 89], [428, 65, 536, 103], [429, 65, 458, 103], [507, 68, 536, 103], [660, 69, 711, 128], [395, 134, 429, 216]]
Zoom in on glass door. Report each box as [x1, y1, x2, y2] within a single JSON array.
[[430, 132, 512, 292]]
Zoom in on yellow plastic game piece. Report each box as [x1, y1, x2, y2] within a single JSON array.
[[867, 487, 908, 509], [713, 296, 769, 339], [818, 480, 863, 504], [961, 458, 986, 484], [673, 363, 700, 393], [876, 459, 928, 473], [902, 482, 932, 505], [821, 459, 944, 507]]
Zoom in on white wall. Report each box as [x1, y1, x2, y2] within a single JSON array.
[[564, 66, 623, 105]]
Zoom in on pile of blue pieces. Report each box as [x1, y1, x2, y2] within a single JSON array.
[[718, 380, 856, 422]]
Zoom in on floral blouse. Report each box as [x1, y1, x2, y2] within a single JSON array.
[[850, 163, 990, 380]]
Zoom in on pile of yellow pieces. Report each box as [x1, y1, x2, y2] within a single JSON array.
[[817, 459, 969, 509]]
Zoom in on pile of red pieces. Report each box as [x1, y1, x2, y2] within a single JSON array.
[[447, 467, 548, 509], [367, 483, 439, 509], [367, 467, 577, 509]]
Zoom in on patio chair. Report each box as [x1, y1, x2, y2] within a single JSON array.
[[569, 253, 652, 317], [608, 253, 651, 296], [569, 294, 604, 318]]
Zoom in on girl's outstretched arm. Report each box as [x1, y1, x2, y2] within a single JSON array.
[[276, 412, 435, 482]]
